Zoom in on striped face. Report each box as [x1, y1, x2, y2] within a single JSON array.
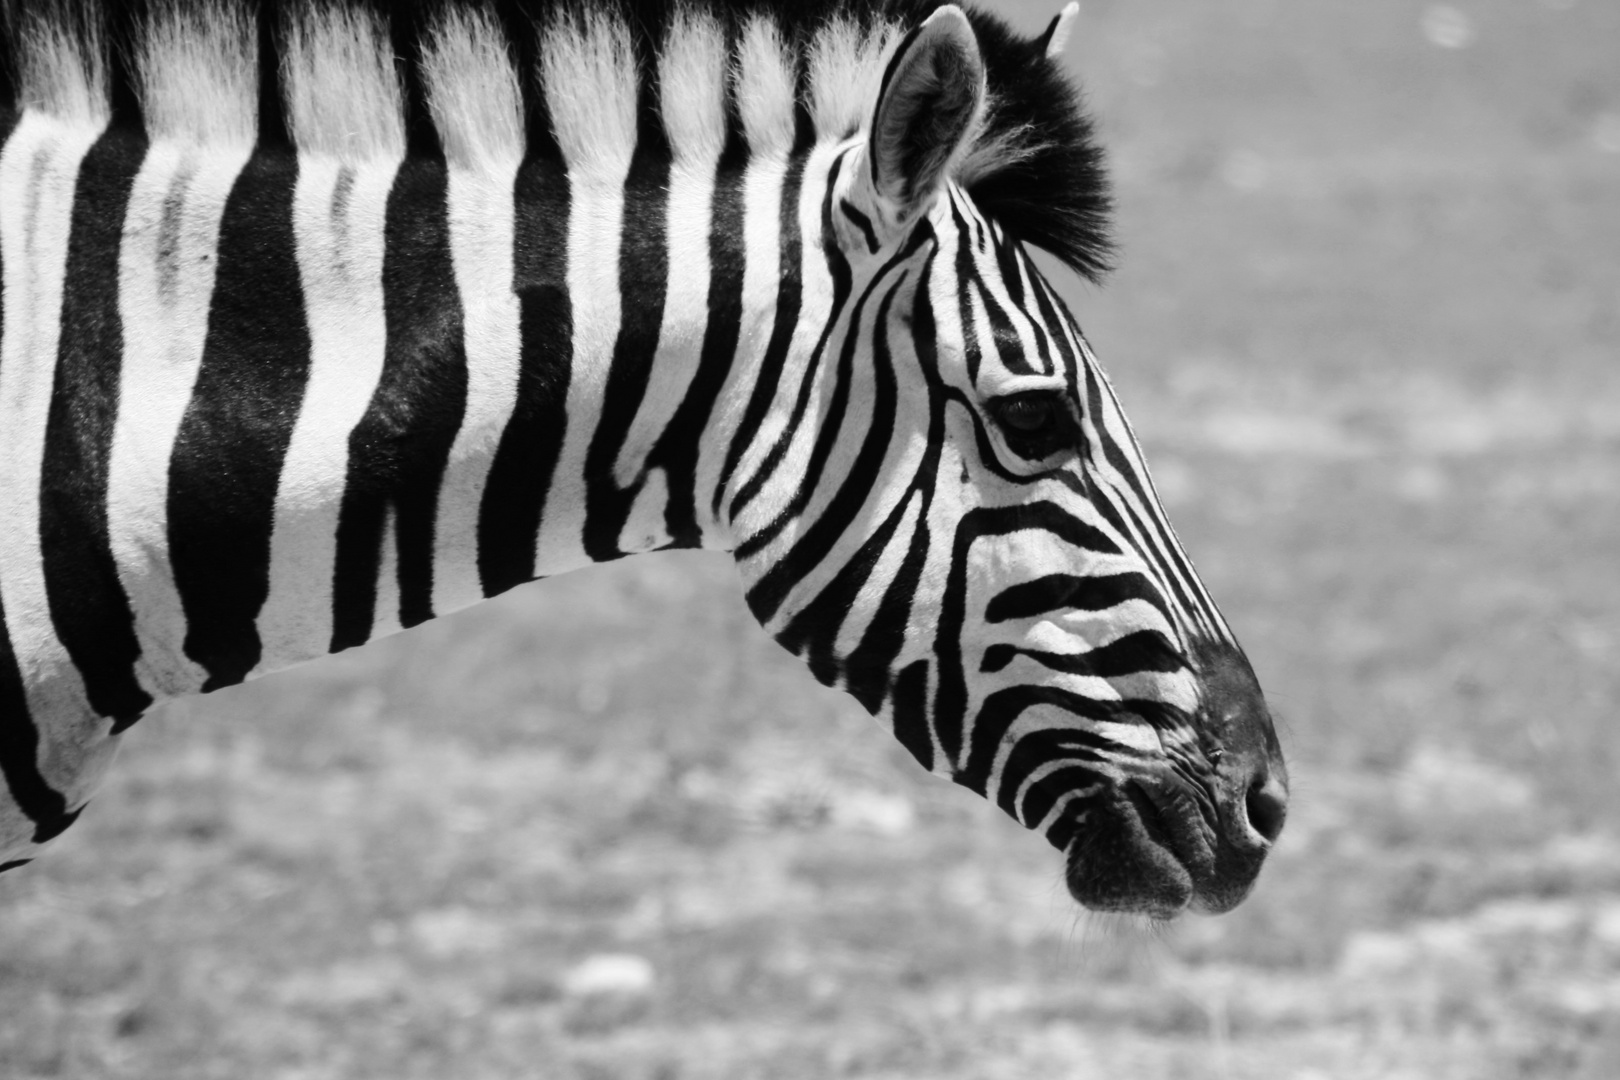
[[728, 8, 1288, 918], [0, 0, 1285, 915]]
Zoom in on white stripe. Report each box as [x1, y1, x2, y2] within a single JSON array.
[[725, 142, 845, 547], [620, 466, 671, 553], [431, 162, 523, 615], [694, 148, 787, 537], [614, 156, 719, 491], [1079, 350, 1222, 640], [962, 211, 1043, 377], [537, 11, 636, 574], [766, 271, 931, 633], [614, 9, 726, 492], [1013, 761, 1101, 829], [984, 707, 1138, 815], [833, 489, 922, 658], [0, 113, 113, 796], [540, 175, 619, 573], [107, 138, 252, 698], [254, 155, 397, 675], [371, 505, 403, 642], [1036, 791, 1092, 840]]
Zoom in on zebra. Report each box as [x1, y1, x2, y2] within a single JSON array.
[[0, 0, 1287, 919]]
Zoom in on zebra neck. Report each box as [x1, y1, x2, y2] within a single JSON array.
[[0, 108, 836, 710]]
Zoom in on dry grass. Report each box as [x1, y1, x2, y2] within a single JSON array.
[[3, 0, 1619, 1076]]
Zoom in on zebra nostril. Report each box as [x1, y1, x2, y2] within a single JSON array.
[[1243, 773, 1288, 846]]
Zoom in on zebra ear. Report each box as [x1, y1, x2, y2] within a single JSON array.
[[1035, 3, 1081, 61], [865, 6, 986, 221]]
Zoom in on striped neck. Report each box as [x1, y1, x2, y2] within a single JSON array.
[[0, 105, 851, 712]]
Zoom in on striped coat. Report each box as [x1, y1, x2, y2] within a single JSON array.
[[0, 0, 1286, 918]]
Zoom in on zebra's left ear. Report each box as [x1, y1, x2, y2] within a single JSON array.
[[862, 6, 986, 227]]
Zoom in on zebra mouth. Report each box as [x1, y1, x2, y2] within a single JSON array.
[[1063, 780, 1220, 919]]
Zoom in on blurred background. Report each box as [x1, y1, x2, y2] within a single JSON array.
[[3, 0, 1618, 1076]]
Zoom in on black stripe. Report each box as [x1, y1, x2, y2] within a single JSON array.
[[890, 659, 933, 772], [651, 136, 750, 548], [0, 106, 84, 845], [1019, 247, 1058, 376], [478, 150, 571, 596], [387, 0, 444, 161], [0, 112, 73, 841], [734, 195, 923, 566], [985, 571, 1173, 627], [786, 473, 922, 696], [1046, 816, 1080, 853], [949, 198, 984, 384], [980, 629, 1185, 679], [840, 198, 879, 254], [493, 0, 549, 151], [331, 157, 467, 648], [581, 83, 671, 562], [964, 683, 1182, 800], [170, 147, 309, 691], [254, 0, 291, 148], [1080, 362, 1206, 627], [40, 125, 151, 725], [999, 726, 1158, 825], [0, 41, 14, 114], [0, 548, 81, 843], [774, 281, 910, 683], [747, 271, 908, 626], [955, 204, 1032, 376], [727, 150, 854, 528], [715, 150, 805, 521], [1036, 270, 1081, 380], [933, 502, 1126, 769], [1084, 483, 1201, 636], [977, 278, 1033, 376], [1019, 762, 1106, 830], [991, 221, 1024, 305], [103, 1, 142, 132], [841, 247, 948, 715]]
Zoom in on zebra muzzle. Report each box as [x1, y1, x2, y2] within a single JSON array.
[[1063, 730, 1287, 919]]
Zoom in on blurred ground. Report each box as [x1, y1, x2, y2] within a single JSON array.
[[3, 0, 1618, 1077]]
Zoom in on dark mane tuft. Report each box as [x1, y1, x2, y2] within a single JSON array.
[[964, 8, 1113, 281]]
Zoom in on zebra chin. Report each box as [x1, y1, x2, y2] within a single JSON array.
[[1056, 778, 1266, 920], [1049, 641, 1289, 919]]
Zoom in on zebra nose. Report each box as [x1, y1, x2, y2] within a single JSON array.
[[1242, 768, 1288, 847]]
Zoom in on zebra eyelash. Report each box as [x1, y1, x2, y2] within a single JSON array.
[[985, 389, 1083, 469]]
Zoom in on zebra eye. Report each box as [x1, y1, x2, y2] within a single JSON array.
[[989, 391, 1077, 461], [998, 396, 1056, 433]]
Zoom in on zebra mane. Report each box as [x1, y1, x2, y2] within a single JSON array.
[[0, 0, 1112, 278]]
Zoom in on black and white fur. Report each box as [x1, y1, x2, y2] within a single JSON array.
[[0, 0, 1286, 916]]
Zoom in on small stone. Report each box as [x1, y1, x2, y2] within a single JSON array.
[[563, 953, 656, 998]]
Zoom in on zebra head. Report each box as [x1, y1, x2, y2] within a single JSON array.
[[725, 6, 1287, 919]]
